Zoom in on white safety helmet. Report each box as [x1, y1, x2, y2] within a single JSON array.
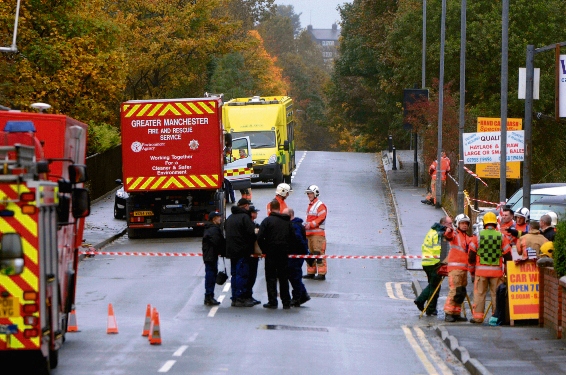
[[547, 211, 558, 227], [515, 207, 530, 220], [276, 183, 291, 197], [455, 214, 471, 228], [305, 184, 320, 198]]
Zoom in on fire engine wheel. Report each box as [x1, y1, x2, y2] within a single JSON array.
[[49, 348, 59, 369], [283, 174, 292, 184], [127, 227, 141, 239], [272, 174, 283, 187]]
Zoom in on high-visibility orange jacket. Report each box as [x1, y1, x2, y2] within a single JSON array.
[[266, 195, 288, 216], [444, 229, 478, 272], [429, 156, 451, 181], [498, 220, 516, 244], [469, 228, 512, 277], [305, 197, 327, 236]]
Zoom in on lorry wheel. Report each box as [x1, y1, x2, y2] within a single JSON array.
[[284, 175, 292, 184], [272, 174, 283, 187]]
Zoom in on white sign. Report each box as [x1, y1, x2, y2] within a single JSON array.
[[560, 55, 566, 117], [463, 131, 525, 164], [518, 68, 540, 100]]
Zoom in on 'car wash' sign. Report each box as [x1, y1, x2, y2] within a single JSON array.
[[463, 131, 524, 164], [507, 260, 539, 321]]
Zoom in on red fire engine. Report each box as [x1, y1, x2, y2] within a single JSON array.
[[0, 109, 90, 373]]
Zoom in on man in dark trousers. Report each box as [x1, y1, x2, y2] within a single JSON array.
[[202, 211, 225, 306], [242, 205, 261, 305], [283, 207, 311, 307], [257, 199, 293, 309], [225, 198, 257, 307]]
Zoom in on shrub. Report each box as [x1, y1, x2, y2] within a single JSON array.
[[87, 121, 121, 156], [553, 219, 566, 277]]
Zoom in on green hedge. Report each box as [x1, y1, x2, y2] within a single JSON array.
[[553, 219, 566, 277]]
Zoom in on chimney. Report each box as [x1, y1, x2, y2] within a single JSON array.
[[332, 23, 337, 30], [307, 25, 313, 31]]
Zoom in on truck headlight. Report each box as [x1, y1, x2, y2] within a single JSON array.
[[268, 154, 277, 164]]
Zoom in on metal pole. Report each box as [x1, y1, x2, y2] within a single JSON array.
[[392, 147, 397, 171], [457, 0, 467, 214], [474, 178, 479, 211], [388, 135, 393, 153], [414, 133, 419, 187], [499, 0, 509, 203], [0, 0, 21, 53], [435, 0, 447, 208], [556, 45, 561, 122], [523, 45, 535, 212], [422, 0, 427, 89]]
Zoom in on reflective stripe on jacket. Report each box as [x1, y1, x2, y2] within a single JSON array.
[[306, 198, 327, 236], [445, 230, 478, 272], [266, 195, 288, 216]]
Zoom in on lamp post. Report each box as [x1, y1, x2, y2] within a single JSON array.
[[500, 0, 509, 203]]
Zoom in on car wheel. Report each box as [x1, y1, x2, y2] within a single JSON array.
[[114, 204, 119, 219]]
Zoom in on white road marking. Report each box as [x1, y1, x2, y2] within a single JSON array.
[[217, 295, 225, 303], [413, 326, 453, 375], [386, 282, 411, 300], [222, 283, 231, 293], [187, 332, 198, 342], [208, 306, 219, 318], [401, 325, 439, 375], [173, 345, 189, 357], [158, 360, 176, 373], [292, 151, 307, 181]]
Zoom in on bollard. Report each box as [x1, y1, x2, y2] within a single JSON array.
[[388, 135, 393, 153], [392, 146, 397, 170]]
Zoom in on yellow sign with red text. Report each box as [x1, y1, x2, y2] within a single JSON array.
[[476, 117, 522, 179], [507, 260, 539, 320]]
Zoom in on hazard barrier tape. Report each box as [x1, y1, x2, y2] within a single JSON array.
[[446, 167, 488, 187], [468, 197, 499, 206], [79, 251, 439, 260]]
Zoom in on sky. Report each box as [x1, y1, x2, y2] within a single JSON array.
[[274, 0, 352, 29]]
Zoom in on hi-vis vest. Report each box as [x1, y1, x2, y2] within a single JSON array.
[[306, 199, 326, 236], [478, 229, 502, 266], [421, 228, 442, 266]]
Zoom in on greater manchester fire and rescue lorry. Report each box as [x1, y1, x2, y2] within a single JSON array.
[[223, 96, 295, 186], [120, 97, 251, 238], [0, 109, 90, 373]]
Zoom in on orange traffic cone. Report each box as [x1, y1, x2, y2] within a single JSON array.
[[148, 307, 156, 342], [67, 309, 78, 332], [149, 309, 162, 345], [142, 304, 152, 336], [107, 303, 119, 334]]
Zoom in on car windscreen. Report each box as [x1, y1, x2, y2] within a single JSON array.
[[231, 131, 275, 149], [530, 203, 566, 221], [511, 194, 551, 212]]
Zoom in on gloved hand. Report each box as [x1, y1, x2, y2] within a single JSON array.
[[506, 228, 519, 237], [304, 222, 311, 230]]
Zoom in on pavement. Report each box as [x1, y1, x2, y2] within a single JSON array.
[[81, 153, 566, 375], [383, 149, 566, 375]]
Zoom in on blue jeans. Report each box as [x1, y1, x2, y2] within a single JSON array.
[[288, 258, 307, 300], [224, 180, 235, 203], [230, 257, 249, 300], [204, 261, 218, 297], [244, 257, 259, 299]]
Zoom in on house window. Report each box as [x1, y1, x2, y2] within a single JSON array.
[[323, 52, 333, 58], [322, 40, 335, 46]]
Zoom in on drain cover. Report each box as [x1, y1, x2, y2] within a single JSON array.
[[309, 293, 339, 298], [258, 325, 328, 332]]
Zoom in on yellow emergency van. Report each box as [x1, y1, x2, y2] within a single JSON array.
[[223, 96, 295, 186]]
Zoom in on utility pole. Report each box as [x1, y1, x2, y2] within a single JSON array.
[[457, 0, 467, 214], [499, 0, 509, 203], [435, 0, 447, 208]]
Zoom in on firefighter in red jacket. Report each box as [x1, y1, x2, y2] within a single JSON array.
[[266, 183, 291, 216], [443, 214, 478, 322], [422, 151, 450, 205], [303, 184, 328, 280], [468, 211, 512, 324]]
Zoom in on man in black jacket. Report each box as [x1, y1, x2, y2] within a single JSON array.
[[225, 198, 257, 307], [257, 199, 293, 309], [202, 211, 225, 306]]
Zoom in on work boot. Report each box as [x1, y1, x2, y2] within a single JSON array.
[[414, 300, 425, 312], [232, 298, 255, 307], [283, 304, 291, 310], [263, 303, 278, 309], [246, 297, 261, 305], [426, 310, 438, 316], [453, 315, 468, 322], [444, 314, 456, 322], [313, 274, 326, 281], [299, 294, 311, 305], [421, 199, 430, 205], [470, 318, 484, 324], [290, 299, 300, 307], [204, 296, 220, 306], [303, 274, 315, 279]]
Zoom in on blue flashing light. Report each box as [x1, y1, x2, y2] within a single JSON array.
[[0, 210, 15, 217], [4, 121, 36, 133]]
